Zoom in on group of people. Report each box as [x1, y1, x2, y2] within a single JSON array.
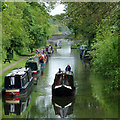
[[35, 49, 48, 64], [58, 65, 71, 73]]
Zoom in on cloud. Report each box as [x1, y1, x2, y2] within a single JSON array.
[[50, 4, 65, 16]]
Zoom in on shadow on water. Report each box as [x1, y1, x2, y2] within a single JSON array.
[[2, 39, 120, 119], [52, 96, 75, 118]]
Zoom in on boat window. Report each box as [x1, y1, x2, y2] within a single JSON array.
[[5, 76, 21, 89], [28, 70, 32, 81], [55, 75, 62, 85], [22, 74, 28, 87], [10, 104, 15, 113], [55, 74, 71, 86], [68, 75, 74, 86], [26, 62, 38, 71], [27, 72, 30, 82], [64, 78, 69, 85], [10, 77, 15, 85], [58, 76, 63, 85]]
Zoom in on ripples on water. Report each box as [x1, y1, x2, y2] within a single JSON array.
[[2, 40, 120, 119]]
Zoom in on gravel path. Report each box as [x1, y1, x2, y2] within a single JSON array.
[[0, 53, 33, 75], [0, 53, 34, 97]]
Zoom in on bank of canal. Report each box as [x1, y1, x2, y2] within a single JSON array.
[[2, 39, 119, 119]]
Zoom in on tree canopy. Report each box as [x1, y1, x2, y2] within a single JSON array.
[[2, 2, 53, 59], [63, 2, 120, 90]]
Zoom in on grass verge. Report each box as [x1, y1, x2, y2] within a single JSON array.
[[1, 51, 35, 71], [0, 57, 30, 92]]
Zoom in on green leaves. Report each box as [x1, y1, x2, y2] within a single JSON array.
[[64, 2, 119, 90], [2, 2, 51, 58], [91, 14, 119, 90]]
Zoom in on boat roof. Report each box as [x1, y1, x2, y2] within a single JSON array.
[[79, 45, 88, 50], [80, 45, 87, 47], [56, 71, 73, 76], [26, 56, 38, 63], [5, 67, 29, 77]]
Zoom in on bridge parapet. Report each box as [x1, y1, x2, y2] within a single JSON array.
[[49, 34, 67, 40]]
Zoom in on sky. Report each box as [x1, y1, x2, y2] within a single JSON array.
[[49, 4, 66, 16]]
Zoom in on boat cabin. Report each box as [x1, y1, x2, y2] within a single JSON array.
[[52, 72, 75, 96], [82, 49, 92, 61], [3, 67, 33, 96], [54, 72, 74, 89], [25, 56, 41, 84], [25, 57, 41, 72]]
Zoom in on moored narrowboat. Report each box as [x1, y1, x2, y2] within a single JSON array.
[[25, 56, 41, 85], [2, 67, 34, 97], [79, 45, 88, 58], [52, 71, 75, 96], [79, 45, 87, 50], [82, 49, 92, 61], [45, 45, 54, 55]]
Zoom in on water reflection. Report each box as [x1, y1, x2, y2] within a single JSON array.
[[2, 39, 120, 119], [47, 40, 75, 88], [3, 94, 31, 116], [81, 59, 91, 70], [52, 96, 75, 118]]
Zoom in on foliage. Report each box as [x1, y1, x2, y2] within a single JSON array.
[[91, 14, 119, 90], [2, 2, 52, 59], [64, 2, 120, 91], [64, 2, 118, 45], [49, 14, 69, 34]]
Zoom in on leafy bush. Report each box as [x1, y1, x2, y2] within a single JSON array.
[[91, 17, 119, 90]]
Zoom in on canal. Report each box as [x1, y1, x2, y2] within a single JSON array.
[[2, 39, 120, 119]]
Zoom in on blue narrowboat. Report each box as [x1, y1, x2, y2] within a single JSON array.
[[79, 45, 88, 58]]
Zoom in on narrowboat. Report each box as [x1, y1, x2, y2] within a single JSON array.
[[82, 49, 92, 61], [79, 45, 87, 50], [52, 71, 75, 96], [52, 96, 74, 118], [25, 56, 41, 85], [3, 93, 31, 115], [46, 45, 54, 55], [2, 67, 34, 97], [79, 45, 88, 58]]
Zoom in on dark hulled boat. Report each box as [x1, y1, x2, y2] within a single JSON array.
[[45, 45, 54, 55], [52, 71, 75, 96], [82, 49, 92, 61], [25, 56, 41, 85], [2, 67, 34, 97]]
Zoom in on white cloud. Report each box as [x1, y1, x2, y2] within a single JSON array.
[[49, 4, 65, 16]]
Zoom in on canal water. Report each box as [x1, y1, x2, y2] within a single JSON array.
[[2, 40, 120, 119]]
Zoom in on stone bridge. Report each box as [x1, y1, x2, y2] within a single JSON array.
[[49, 34, 67, 40]]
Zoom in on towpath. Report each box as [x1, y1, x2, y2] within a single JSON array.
[[0, 53, 33, 75]]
